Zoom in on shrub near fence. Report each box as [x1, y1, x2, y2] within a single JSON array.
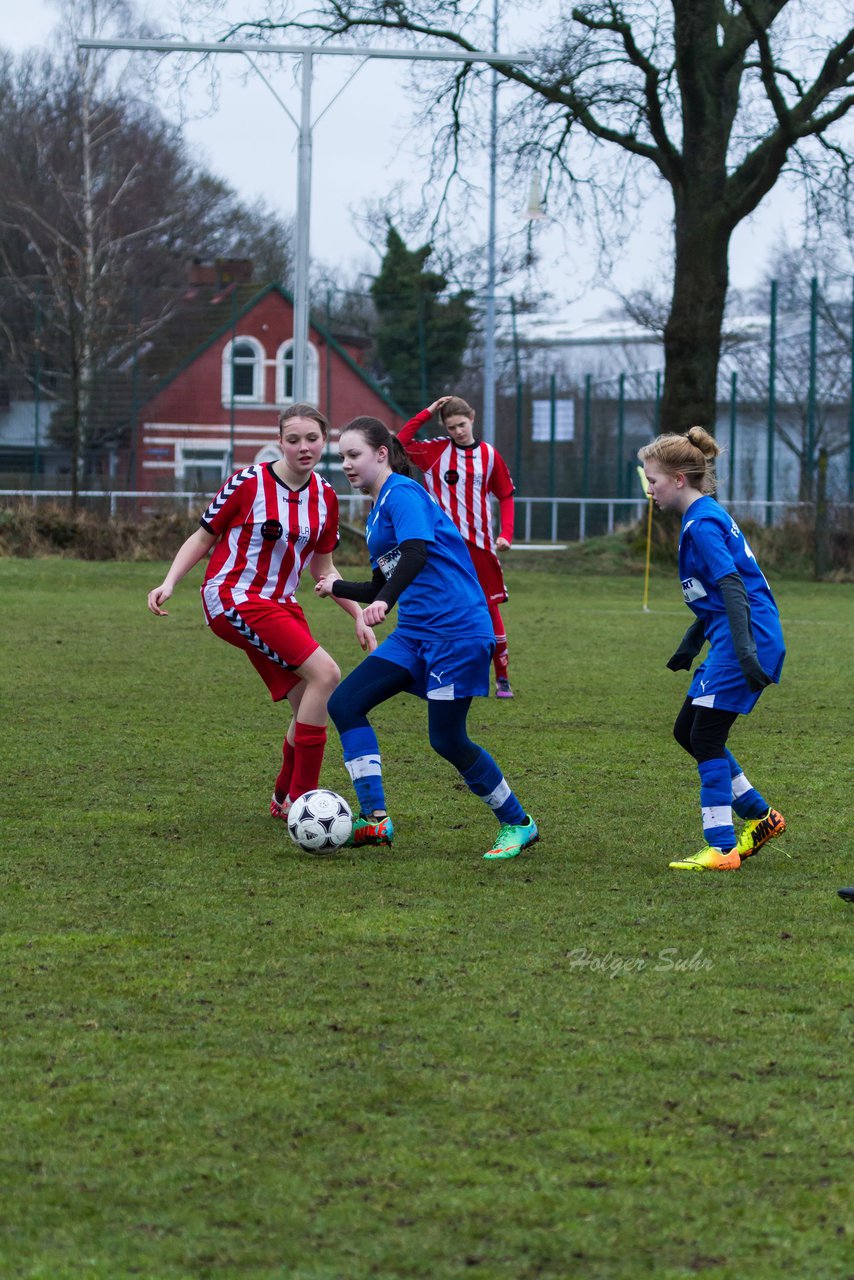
[[0, 503, 370, 564]]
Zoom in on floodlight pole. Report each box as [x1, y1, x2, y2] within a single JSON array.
[[293, 52, 313, 403], [483, 0, 499, 445], [78, 37, 534, 407]]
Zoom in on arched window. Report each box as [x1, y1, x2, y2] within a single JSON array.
[[222, 336, 265, 404], [276, 339, 320, 406]]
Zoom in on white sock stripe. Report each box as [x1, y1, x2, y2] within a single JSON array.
[[345, 754, 383, 780], [702, 804, 733, 829], [731, 772, 752, 798], [481, 777, 512, 812]]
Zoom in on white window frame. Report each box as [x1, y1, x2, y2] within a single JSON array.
[[276, 339, 320, 406], [176, 442, 231, 489], [222, 336, 265, 405]]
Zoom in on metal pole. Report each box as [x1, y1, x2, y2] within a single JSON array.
[[549, 373, 556, 499], [766, 279, 777, 525], [482, 0, 499, 445], [806, 274, 817, 499], [129, 285, 140, 490], [32, 286, 42, 486], [325, 285, 333, 419], [583, 373, 592, 497], [292, 52, 313, 403], [616, 371, 625, 496], [77, 36, 533, 426], [848, 275, 854, 501], [510, 295, 522, 488], [515, 379, 523, 491], [728, 370, 737, 499], [229, 288, 237, 474]]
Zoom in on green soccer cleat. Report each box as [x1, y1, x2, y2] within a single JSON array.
[[669, 845, 741, 872], [347, 813, 394, 848], [735, 807, 786, 860], [483, 815, 539, 860]]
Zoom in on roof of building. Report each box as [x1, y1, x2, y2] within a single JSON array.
[[132, 280, 403, 418]]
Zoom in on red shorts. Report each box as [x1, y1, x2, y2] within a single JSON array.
[[465, 542, 508, 605], [206, 597, 319, 701]]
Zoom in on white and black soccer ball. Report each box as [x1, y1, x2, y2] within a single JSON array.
[[287, 789, 353, 855]]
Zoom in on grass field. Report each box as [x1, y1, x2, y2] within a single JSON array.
[[2, 557, 853, 1280]]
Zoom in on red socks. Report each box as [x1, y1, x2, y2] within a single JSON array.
[[274, 738, 296, 804], [489, 602, 509, 678], [288, 722, 328, 801]]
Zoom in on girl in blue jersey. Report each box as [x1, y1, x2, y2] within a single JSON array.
[[315, 416, 538, 861], [639, 426, 786, 872]]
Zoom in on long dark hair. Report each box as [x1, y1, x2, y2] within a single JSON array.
[[340, 416, 414, 477]]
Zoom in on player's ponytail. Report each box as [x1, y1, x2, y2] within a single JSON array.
[[340, 416, 414, 477], [638, 427, 721, 494]]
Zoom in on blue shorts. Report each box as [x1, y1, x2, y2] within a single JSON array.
[[373, 630, 494, 701], [688, 655, 781, 715]]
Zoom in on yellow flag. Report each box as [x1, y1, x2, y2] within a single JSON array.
[[636, 465, 650, 497]]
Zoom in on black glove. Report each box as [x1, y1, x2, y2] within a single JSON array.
[[739, 653, 772, 691], [666, 617, 706, 672], [666, 650, 694, 672]]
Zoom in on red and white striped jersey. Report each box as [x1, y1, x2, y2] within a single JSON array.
[[398, 414, 515, 552], [199, 464, 339, 621]]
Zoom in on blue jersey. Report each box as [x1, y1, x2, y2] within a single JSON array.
[[366, 472, 493, 640], [679, 496, 785, 677]]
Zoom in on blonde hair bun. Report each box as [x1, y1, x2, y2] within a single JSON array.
[[686, 425, 721, 460]]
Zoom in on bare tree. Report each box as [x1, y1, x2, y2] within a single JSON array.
[[214, 0, 853, 435], [0, 7, 295, 501]]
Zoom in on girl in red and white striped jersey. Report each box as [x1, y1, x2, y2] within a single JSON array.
[[397, 395, 516, 698], [147, 404, 376, 818]]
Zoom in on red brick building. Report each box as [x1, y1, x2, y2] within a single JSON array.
[[133, 271, 403, 494]]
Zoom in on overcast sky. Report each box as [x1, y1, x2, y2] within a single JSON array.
[[2, 0, 827, 328]]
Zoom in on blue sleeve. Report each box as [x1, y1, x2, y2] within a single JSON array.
[[386, 484, 437, 544], [691, 519, 737, 584]]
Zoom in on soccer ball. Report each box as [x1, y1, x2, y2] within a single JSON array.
[[287, 789, 353, 855]]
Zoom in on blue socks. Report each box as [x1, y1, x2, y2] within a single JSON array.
[[461, 749, 526, 826], [725, 749, 769, 820], [340, 728, 527, 830], [339, 725, 385, 816], [698, 758, 737, 851]]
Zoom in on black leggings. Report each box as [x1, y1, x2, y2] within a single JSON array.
[[673, 697, 738, 763]]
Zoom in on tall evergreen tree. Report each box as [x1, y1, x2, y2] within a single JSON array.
[[370, 226, 473, 417]]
